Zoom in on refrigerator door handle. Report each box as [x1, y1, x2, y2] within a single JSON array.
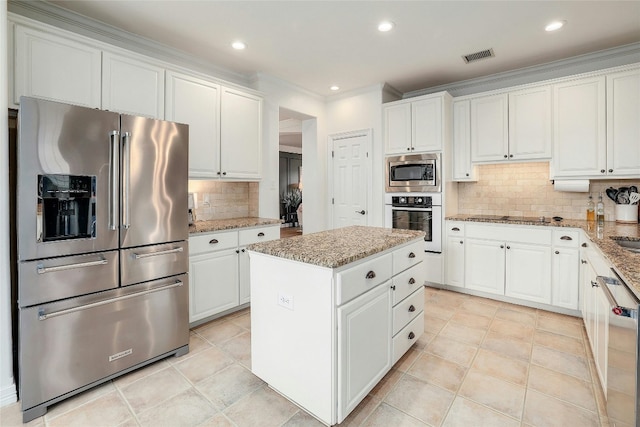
[[109, 130, 120, 230], [36, 258, 108, 275], [122, 131, 132, 230], [132, 247, 184, 259], [38, 280, 184, 321]]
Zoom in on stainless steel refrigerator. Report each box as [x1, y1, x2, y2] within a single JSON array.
[[16, 97, 190, 422]]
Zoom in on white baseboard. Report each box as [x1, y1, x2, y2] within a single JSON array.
[[0, 380, 18, 407]]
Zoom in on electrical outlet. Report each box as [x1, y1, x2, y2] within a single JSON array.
[[277, 292, 294, 310]]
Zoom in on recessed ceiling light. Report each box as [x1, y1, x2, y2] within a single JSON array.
[[232, 41, 247, 50], [330, 85, 340, 91], [545, 20, 566, 32], [378, 21, 394, 32]]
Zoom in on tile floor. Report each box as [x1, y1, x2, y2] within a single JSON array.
[[1, 287, 609, 427]]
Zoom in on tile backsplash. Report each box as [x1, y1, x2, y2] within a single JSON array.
[[457, 162, 640, 221], [188, 181, 259, 221]]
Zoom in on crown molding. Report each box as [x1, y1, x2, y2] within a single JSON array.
[[8, 0, 251, 86], [252, 72, 326, 103], [405, 42, 640, 98]]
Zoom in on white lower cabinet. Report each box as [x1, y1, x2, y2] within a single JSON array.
[[188, 225, 279, 324], [445, 222, 465, 288], [504, 242, 551, 304], [250, 238, 424, 425], [464, 237, 506, 295], [551, 230, 580, 310]]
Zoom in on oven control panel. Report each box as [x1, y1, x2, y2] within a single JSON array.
[[391, 196, 432, 208]]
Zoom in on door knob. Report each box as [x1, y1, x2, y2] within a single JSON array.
[[355, 210, 366, 215]]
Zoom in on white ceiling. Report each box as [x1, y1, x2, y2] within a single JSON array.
[[47, 1, 640, 97]]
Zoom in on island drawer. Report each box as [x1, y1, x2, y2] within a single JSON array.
[[392, 312, 424, 365], [189, 231, 238, 255], [392, 263, 425, 305], [392, 287, 424, 335], [336, 253, 392, 305], [393, 241, 424, 274], [239, 225, 280, 246]]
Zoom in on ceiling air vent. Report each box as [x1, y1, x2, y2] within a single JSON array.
[[462, 48, 495, 64]]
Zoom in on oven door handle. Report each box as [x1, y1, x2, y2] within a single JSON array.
[[390, 207, 435, 212]]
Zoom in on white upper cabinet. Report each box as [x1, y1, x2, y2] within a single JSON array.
[[470, 88, 551, 163], [14, 24, 101, 108], [384, 92, 449, 154], [606, 69, 640, 177], [508, 86, 552, 160], [220, 87, 262, 179], [165, 71, 220, 179], [552, 76, 606, 177], [102, 52, 165, 119], [470, 94, 508, 162], [452, 100, 476, 181]]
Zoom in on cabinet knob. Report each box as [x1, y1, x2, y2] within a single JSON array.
[[408, 331, 415, 340], [408, 252, 416, 259], [391, 285, 396, 290], [509, 154, 513, 158], [465, 173, 469, 177], [500, 245, 504, 249], [236, 249, 240, 254], [581, 259, 587, 264], [411, 147, 415, 150], [408, 305, 416, 312], [222, 171, 227, 176], [257, 232, 265, 237], [504, 154, 508, 158], [506, 245, 511, 249], [608, 169, 613, 173], [216, 171, 221, 175], [560, 236, 572, 241], [555, 250, 560, 255], [241, 249, 246, 253], [452, 227, 460, 231], [591, 281, 598, 287], [366, 270, 376, 279], [581, 243, 588, 248], [408, 278, 416, 285], [407, 148, 410, 151], [209, 239, 219, 244], [600, 169, 605, 173], [460, 240, 464, 244]]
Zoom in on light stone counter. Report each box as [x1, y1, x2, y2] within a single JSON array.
[[446, 215, 640, 299], [247, 225, 425, 268], [188, 217, 282, 234]]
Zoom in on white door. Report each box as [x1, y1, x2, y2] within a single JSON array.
[[504, 242, 551, 304], [465, 238, 505, 295], [331, 130, 372, 229]]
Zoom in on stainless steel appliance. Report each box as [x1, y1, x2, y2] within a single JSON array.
[[385, 153, 440, 192], [16, 97, 190, 422], [597, 273, 639, 427], [384, 192, 442, 253]]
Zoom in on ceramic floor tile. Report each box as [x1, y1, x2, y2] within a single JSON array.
[[45, 381, 116, 421], [423, 315, 447, 335], [0, 402, 44, 427], [494, 307, 537, 327], [458, 370, 526, 419], [528, 365, 597, 412], [425, 335, 478, 367], [413, 331, 433, 351], [489, 317, 535, 342], [196, 320, 246, 345], [441, 396, 520, 427], [46, 391, 133, 427], [384, 374, 455, 427], [531, 344, 592, 381], [423, 302, 456, 320], [119, 366, 191, 414], [481, 331, 533, 362], [360, 402, 426, 427], [197, 412, 235, 427], [217, 331, 252, 368], [407, 353, 467, 392], [459, 299, 500, 318], [537, 315, 584, 339], [174, 346, 235, 384], [281, 410, 326, 427], [523, 389, 600, 427], [229, 312, 251, 330], [428, 289, 469, 308], [392, 346, 421, 372], [470, 348, 529, 386], [114, 359, 172, 387], [438, 321, 486, 346], [369, 368, 403, 401], [537, 309, 583, 325], [223, 386, 299, 427], [533, 329, 586, 357], [337, 395, 381, 426], [448, 311, 493, 329], [195, 364, 264, 410], [136, 387, 217, 427]]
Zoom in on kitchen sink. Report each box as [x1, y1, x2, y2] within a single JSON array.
[[611, 238, 640, 253]]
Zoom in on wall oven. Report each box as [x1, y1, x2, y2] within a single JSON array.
[[385, 193, 442, 253], [386, 153, 440, 192]]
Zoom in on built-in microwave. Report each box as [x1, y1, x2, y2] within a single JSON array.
[[385, 153, 440, 192]]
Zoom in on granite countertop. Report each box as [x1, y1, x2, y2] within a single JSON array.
[[247, 225, 425, 269], [189, 217, 282, 234], [446, 215, 640, 299]]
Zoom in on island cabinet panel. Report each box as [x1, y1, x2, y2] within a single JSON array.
[[249, 231, 425, 426]]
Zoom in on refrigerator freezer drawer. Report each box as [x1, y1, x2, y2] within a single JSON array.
[[19, 274, 189, 412], [19, 251, 119, 307], [121, 241, 188, 286]]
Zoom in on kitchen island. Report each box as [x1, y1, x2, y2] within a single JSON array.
[[247, 226, 425, 426]]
